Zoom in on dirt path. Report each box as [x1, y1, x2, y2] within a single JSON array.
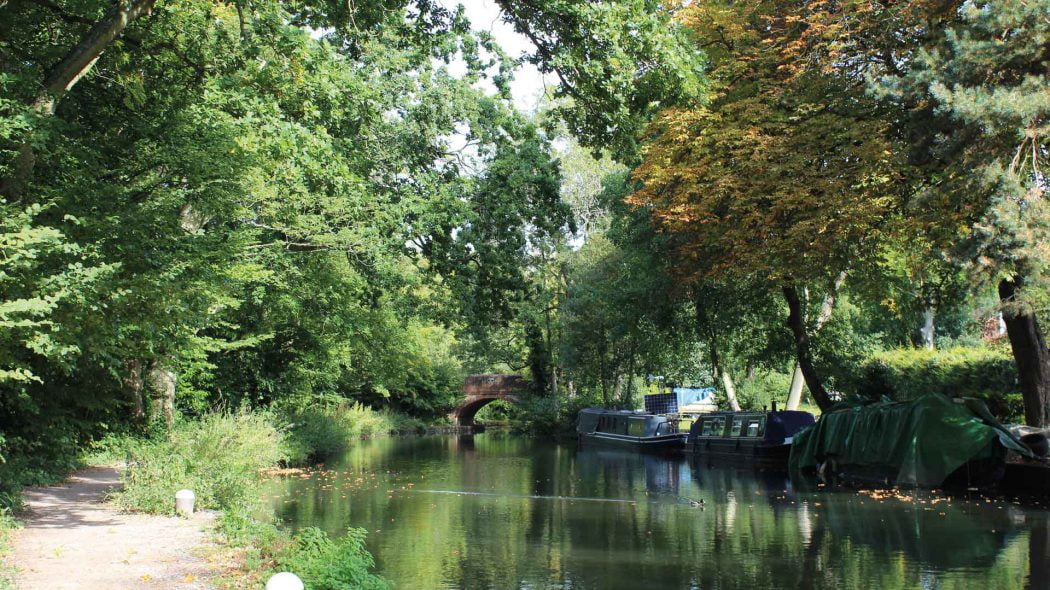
[[7, 466, 217, 589]]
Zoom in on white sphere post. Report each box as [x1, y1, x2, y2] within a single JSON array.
[[175, 489, 195, 516], [266, 572, 304, 590]]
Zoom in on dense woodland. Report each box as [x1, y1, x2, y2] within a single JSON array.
[[1, 0, 1048, 499]]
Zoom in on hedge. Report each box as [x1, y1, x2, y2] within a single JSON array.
[[847, 346, 1023, 422]]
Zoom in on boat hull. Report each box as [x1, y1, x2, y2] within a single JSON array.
[[579, 432, 686, 451], [687, 438, 792, 465]]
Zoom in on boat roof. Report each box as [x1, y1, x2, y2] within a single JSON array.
[[579, 408, 658, 417], [699, 410, 814, 418]]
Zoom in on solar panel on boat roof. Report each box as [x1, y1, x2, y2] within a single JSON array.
[[644, 393, 678, 414]]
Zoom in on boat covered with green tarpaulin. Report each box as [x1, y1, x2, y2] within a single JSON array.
[[789, 394, 1035, 487]]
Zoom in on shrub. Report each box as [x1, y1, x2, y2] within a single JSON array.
[[0, 434, 81, 511], [735, 370, 794, 411], [115, 411, 287, 514], [0, 509, 18, 590], [285, 402, 399, 465], [846, 346, 1022, 421], [512, 394, 600, 436], [279, 527, 389, 590], [217, 509, 387, 590], [285, 407, 356, 465]]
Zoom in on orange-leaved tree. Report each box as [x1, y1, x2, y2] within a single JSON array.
[[628, 0, 911, 409]]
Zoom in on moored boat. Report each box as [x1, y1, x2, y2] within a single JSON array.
[[789, 394, 1040, 489], [686, 408, 815, 465], [576, 408, 686, 451]]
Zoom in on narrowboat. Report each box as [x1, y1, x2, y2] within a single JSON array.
[[576, 408, 686, 451], [687, 407, 815, 465], [789, 394, 1041, 489]]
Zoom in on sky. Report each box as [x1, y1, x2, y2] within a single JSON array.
[[438, 0, 551, 113]]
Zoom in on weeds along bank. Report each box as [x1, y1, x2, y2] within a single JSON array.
[[107, 406, 418, 588], [0, 510, 16, 590]]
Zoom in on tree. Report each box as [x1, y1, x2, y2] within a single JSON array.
[[627, 0, 908, 409], [875, 0, 1050, 425], [493, 0, 705, 160], [0, 0, 582, 468]]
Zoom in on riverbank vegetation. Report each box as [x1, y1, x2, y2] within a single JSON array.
[[108, 410, 397, 586], [0, 509, 15, 590], [1, 0, 1047, 543]]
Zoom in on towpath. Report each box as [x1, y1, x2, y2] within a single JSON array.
[[7, 466, 217, 589]]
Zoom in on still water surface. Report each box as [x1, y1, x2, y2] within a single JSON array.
[[264, 433, 1050, 589]]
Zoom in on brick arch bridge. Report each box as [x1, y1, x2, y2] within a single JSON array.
[[451, 374, 528, 426]]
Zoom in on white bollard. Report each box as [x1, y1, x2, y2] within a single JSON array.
[[265, 572, 304, 590], [175, 489, 195, 516]]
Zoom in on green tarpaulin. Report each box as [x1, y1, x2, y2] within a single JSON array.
[[789, 394, 1032, 487]]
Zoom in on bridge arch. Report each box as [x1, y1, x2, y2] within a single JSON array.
[[453, 395, 521, 426], [451, 374, 528, 426]]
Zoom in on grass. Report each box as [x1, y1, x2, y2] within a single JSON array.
[[114, 411, 288, 514], [0, 509, 19, 590]]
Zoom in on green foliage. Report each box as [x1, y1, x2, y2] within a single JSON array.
[[875, 0, 1050, 281], [0, 508, 17, 590], [847, 346, 1022, 421], [115, 412, 286, 514], [497, 0, 705, 160], [279, 527, 389, 590], [512, 392, 606, 437], [0, 423, 83, 511], [474, 399, 515, 424], [285, 402, 404, 465], [218, 508, 387, 590], [735, 371, 794, 412], [0, 201, 110, 384], [811, 296, 885, 392], [0, 0, 561, 498]]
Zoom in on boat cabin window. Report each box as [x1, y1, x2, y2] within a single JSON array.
[[731, 417, 744, 437], [743, 416, 766, 438], [628, 417, 646, 437], [702, 417, 727, 437], [746, 420, 760, 437], [598, 415, 628, 435]]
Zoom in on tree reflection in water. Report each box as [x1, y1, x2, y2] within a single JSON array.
[[264, 433, 1049, 590]]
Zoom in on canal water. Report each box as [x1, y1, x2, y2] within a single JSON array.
[[264, 433, 1050, 589]]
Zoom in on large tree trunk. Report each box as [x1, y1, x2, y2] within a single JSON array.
[[146, 359, 176, 428], [784, 279, 841, 411], [720, 370, 741, 412], [0, 0, 157, 199], [999, 277, 1050, 427], [710, 345, 741, 411], [122, 359, 146, 423], [783, 284, 834, 411], [785, 365, 805, 410]]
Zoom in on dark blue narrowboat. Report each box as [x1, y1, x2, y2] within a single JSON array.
[[687, 409, 815, 465], [576, 408, 686, 451]]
